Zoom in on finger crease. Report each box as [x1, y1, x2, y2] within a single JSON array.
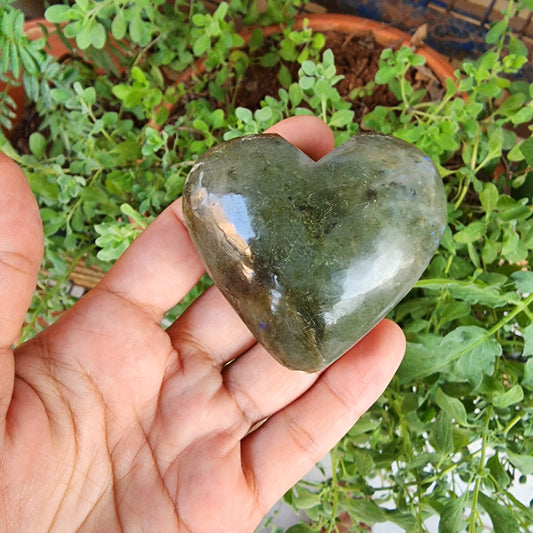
[[320, 373, 359, 420], [282, 409, 323, 464], [91, 285, 162, 323], [0, 250, 38, 277]]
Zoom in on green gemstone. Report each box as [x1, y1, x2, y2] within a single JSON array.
[[183, 133, 447, 372]]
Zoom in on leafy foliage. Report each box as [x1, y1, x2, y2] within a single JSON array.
[[268, 2, 533, 532], [1, 0, 533, 531]]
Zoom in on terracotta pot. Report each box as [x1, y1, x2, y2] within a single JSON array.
[[152, 13, 456, 128], [1, 19, 70, 134]]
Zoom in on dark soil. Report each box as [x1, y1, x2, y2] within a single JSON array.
[[234, 30, 402, 123], [10, 106, 37, 155]]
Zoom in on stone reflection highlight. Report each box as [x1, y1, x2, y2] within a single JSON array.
[[183, 133, 447, 372]]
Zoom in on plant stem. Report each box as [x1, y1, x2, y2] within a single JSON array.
[[326, 450, 340, 533], [468, 406, 492, 533], [503, 412, 525, 437]]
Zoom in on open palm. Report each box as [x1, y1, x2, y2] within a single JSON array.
[[0, 117, 405, 532]]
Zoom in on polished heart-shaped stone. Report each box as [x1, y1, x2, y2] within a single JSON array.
[[183, 133, 447, 372]]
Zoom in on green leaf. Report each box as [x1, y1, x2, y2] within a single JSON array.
[[496, 195, 531, 221], [479, 182, 499, 216], [478, 492, 520, 533], [64, 19, 82, 39], [487, 454, 511, 490], [502, 230, 527, 263], [292, 487, 320, 509], [416, 279, 511, 307], [523, 324, 533, 357], [353, 448, 375, 477], [299, 75, 314, 91], [91, 21, 107, 49], [409, 53, 426, 66], [482, 239, 500, 265], [82, 86, 96, 106], [519, 136, 533, 167], [523, 359, 533, 389], [254, 106, 272, 123], [29, 132, 46, 158], [485, 20, 507, 44], [506, 450, 533, 475], [454, 220, 486, 244], [398, 335, 448, 382], [286, 525, 315, 533], [76, 22, 93, 50], [322, 48, 334, 67], [375, 64, 396, 85], [385, 510, 416, 530], [478, 79, 502, 98], [344, 498, 386, 524], [493, 384, 524, 409], [112, 140, 142, 163], [2, 8, 16, 37], [18, 44, 38, 75], [511, 270, 533, 293], [438, 496, 465, 533], [45, 4, 71, 23], [9, 42, 20, 78], [235, 107, 253, 123], [329, 109, 354, 127], [94, 152, 115, 168], [447, 326, 501, 388], [0, 40, 10, 74], [300, 60, 316, 76], [247, 28, 263, 51], [192, 32, 210, 56], [27, 172, 59, 203], [277, 64, 291, 87], [431, 412, 454, 455], [96, 239, 130, 262], [111, 13, 127, 40], [435, 388, 468, 426], [486, 127, 504, 161], [313, 78, 333, 99], [288, 84, 303, 107], [258, 52, 279, 68], [497, 93, 526, 115], [129, 17, 151, 47], [511, 106, 533, 126]]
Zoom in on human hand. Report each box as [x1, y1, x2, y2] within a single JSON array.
[[0, 116, 405, 532]]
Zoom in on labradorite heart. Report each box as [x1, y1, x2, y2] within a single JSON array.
[[183, 133, 447, 372]]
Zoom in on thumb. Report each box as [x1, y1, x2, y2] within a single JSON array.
[[0, 153, 43, 348], [0, 152, 42, 424]]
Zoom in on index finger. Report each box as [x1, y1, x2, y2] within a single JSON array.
[[0, 153, 43, 347]]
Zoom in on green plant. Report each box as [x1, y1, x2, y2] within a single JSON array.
[[0, 0, 49, 130], [3, 0, 533, 530], [263, 2, 533, 532], [223, 47, 357, 141]]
